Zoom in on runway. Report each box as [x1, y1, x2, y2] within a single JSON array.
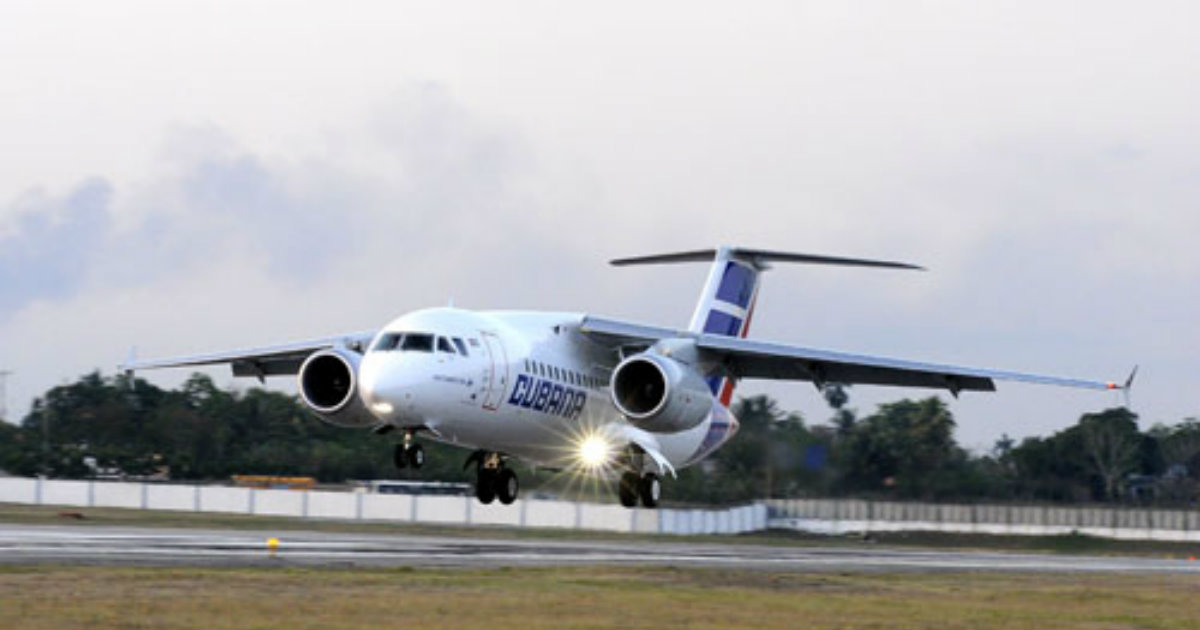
[[2, 523, 1199, 574]]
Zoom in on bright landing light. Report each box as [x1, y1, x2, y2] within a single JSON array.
[[578, 435, 611, 469]]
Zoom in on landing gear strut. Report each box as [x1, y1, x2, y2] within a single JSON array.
[[468, 451, 519, 505], [393, 431, 424, 470], [616, 448, 660, 509], [617, 471, 660, 508]]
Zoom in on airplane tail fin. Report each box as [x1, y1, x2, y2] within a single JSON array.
[[611, 246, 922, 406]]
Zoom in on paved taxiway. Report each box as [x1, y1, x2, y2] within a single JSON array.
[[2, 523, 1199, 574]]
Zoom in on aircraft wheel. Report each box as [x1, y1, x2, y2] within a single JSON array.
[[475, 470, 497, 504], [638, 473, 660, 508], [617, 472, 639, 508], [393, 443, 408, 469], [406, 444, 425, 469], [496, 468, 519, 505]]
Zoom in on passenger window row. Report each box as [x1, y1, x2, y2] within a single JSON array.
[[523, 359, 604, 390], [373, 332, 472, 357]]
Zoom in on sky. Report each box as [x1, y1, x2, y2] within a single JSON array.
[[1, 0, 1197, 451]]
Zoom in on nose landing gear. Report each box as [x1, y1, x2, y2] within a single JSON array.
[[393, 431, 424, 469]]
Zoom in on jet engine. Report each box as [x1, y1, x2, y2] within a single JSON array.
[[297, 348, 376, 428], [610, 352, 713, 433]]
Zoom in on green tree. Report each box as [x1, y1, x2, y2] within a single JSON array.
[[671, 395, 812, 503], [836, 397, 970, 499], [1074, 408, 1142, 501]]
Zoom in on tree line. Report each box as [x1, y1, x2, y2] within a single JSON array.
[[1, 372, 1197, 506]]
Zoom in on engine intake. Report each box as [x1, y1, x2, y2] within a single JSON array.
[[610, 352, 713, 433], [297, 348, 376, 428]]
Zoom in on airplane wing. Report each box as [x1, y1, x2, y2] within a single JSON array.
[[578, 315, 1122, 395], [121, 330, 377, 380]]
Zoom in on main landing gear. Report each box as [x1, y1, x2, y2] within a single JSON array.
[[617, 472, 660, 509], [465, 451, 519, 505], [393, 431, 425, 470], [616, 446, 660, 509]]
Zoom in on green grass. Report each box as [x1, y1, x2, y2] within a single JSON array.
[[2, 565, 1199, 629]]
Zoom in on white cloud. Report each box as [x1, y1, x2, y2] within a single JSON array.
[[1, 1, 1196, 448]]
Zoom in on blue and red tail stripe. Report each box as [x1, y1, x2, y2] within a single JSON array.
[[699, 259, 760, 407]]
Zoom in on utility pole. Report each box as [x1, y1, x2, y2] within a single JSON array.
[[0, 370, 10, 423]]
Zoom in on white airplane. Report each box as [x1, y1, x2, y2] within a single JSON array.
[[123, 247, 1130, 508]]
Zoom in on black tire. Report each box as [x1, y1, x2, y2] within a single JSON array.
[[496, 468, 519, 505], [393, 443, 408, 469], [475, 470, 496, 504], [618, 472, 639, 508], [638, 473, 660, 508], [407, 444, 425, 469]]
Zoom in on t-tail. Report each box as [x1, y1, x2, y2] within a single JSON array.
[[611, 246, 923, 407]]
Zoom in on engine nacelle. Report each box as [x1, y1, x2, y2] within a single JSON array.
[[297, 348, 376, 428], [610, 352, 713, 433]]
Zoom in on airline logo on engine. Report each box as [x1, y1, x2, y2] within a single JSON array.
[[507, 374, 587, 419]]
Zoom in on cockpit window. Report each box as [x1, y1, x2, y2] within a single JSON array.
[[373, 333, 403, 351], [400, 333, 434, 352], [436, 337, 455, 354], [452, 337, 469, 356]]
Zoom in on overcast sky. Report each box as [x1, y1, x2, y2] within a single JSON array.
[[1, 0, 1196, 450]]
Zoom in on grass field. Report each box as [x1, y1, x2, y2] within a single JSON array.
[[3, 565, 1200, 629], [5, 504, 1200, 628]]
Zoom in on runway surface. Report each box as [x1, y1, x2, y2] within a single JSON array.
[[2, 523, 1199, 574]]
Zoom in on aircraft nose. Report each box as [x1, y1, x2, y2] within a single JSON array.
[[357, 353, 420, 420]]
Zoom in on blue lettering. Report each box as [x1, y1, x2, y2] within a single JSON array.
[[547, 385, 564, 414], [569, 393, 587, 420], [508, 374, 530, 405], [520, 377, 539, 407], [533, 381, 552, 411], [557, 390, 574, 417]]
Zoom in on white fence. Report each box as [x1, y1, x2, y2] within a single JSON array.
[[768, 498, 1200, 542], [0, 477, 767, 536]]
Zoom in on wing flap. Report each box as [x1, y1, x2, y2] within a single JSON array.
[[699, 335, 1111, 392], [578, 315, 1115, 393], [697, 335, 995, 392]]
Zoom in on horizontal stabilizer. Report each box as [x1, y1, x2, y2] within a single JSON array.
[[611, 247, 923, 271]]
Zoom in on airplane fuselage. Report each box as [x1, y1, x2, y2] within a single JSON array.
[[356, 307, 739, 472]]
